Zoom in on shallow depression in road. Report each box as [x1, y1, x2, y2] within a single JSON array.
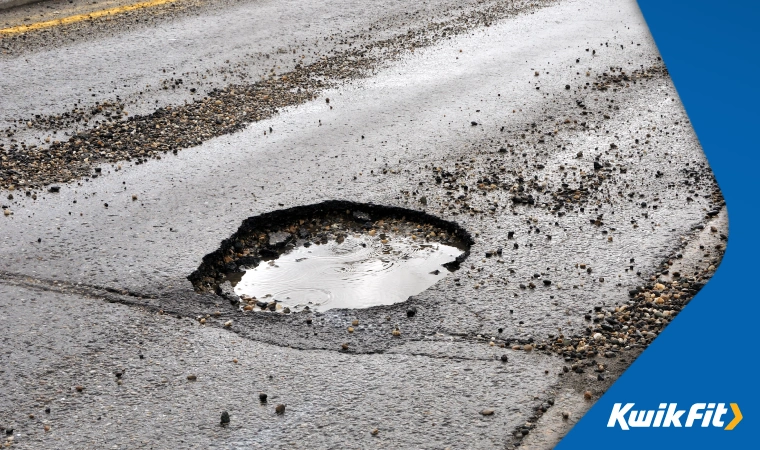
[[232, 234, 464, 312]]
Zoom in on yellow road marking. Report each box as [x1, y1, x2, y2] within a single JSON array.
[[0, 0, 177, 36], [725, 403, 742, 430]]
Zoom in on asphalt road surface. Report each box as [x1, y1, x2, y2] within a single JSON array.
[[1, 0, 726, 448]]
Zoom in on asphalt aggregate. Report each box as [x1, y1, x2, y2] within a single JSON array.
[[0, 0, 727, 448]]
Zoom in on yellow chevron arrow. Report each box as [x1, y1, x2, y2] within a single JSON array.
[[725, 403, 742, 430]]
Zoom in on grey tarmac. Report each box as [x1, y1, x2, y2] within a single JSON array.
[[1, 0, 725, 448]]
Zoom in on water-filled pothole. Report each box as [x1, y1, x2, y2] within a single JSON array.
[[189, 201, 472, 312]]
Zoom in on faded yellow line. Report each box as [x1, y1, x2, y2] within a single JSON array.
[[0, 0, 177, 35]]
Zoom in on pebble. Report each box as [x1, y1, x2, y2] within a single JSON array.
[[480, 409, 495, 416], [500, 354, 508, 362], [187, 374, 197, 381], [347, 326, 355, 333], [371, 428, 379, 436], [220, 411, 230, 425], [259, 393, 268, 403], [584, 391, 592, 400], [275, 404, 286, 415], [392, 329, 401, 337]]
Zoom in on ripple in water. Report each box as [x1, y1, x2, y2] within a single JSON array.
[[233, 235, 464, 311]]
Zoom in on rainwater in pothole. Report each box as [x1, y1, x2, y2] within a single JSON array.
[[231, 234, 464, 312]]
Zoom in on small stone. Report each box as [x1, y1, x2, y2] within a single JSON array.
[[2, 210, 9, 216], [132, 194, 137, 201], [187, 374, 197, 381], [220, 411, 230, 425], [275, 404, 286, 415], [75, 386, 84, 392], [341, 343, 349, 350], [352, 319, 359, 326], [523, 344, 533, 352], [562, 412, 570, 420], [43, 425, 50, 432], [584, 391, 592, 400], [232, 358, 238, 364], [224, 320, 232, 327], [259, 393, 268, 403], [371, 428, 379, 436], [347, 327, 355, 333], [406, 306, 417, 317], [480, 409, 495, 416], [500, 355, 508, 362], [392, 329, 401, 337], [199, 318, 206, 324]]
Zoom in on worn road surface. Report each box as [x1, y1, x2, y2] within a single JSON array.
[[1, 0, 726, 448]]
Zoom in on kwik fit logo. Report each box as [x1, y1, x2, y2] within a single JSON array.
[[608, 403, 742, 430]]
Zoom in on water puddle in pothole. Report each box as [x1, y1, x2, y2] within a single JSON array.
[[231, 234, 464, 312]]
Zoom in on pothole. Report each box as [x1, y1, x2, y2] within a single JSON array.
[[189, 201, 473, 313]]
